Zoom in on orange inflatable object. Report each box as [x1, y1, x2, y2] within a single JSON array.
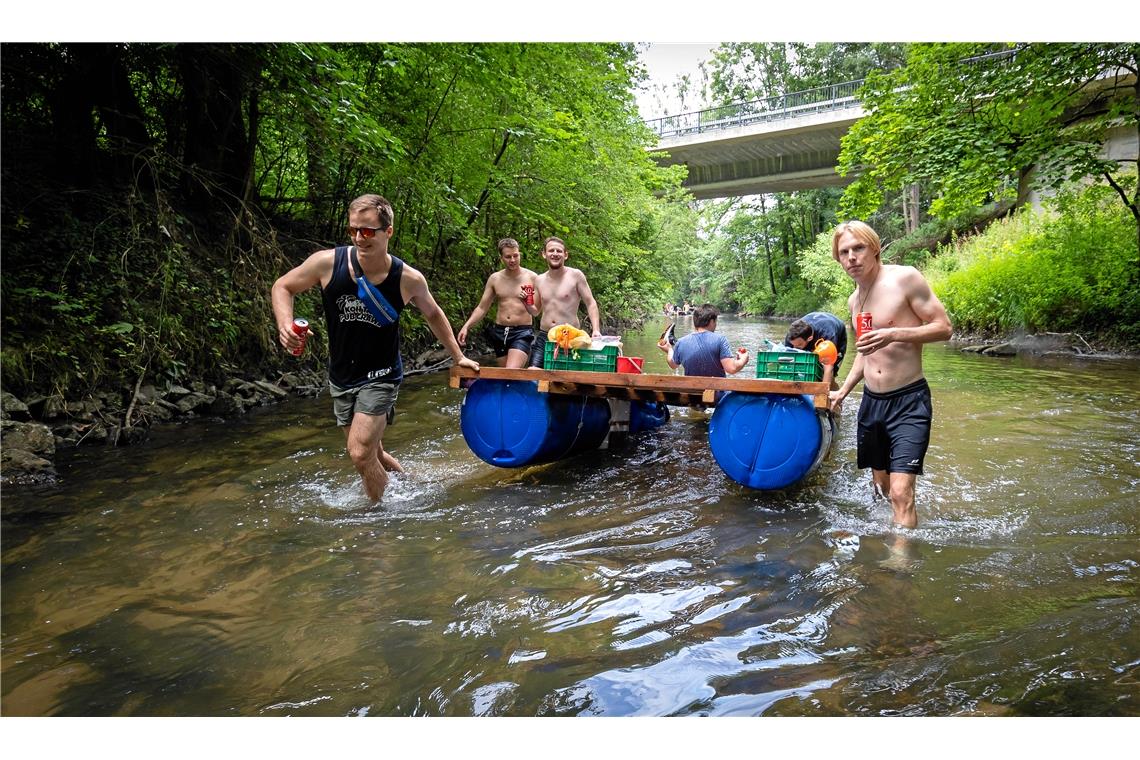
[[813, 339, 838, 366], [547, 324, 592, 359]]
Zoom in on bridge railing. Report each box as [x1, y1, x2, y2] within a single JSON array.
[[644, 79, 865, 139], [644, 48, 1027, 140]]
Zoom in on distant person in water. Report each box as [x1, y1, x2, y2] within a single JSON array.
[[827, 220, 952, 529], [657, 304, 748, 391], [457, 238, 541, 368], [785, 311, 848, 390], [271, 193, 480, 503], [528, 236, 602, 368]]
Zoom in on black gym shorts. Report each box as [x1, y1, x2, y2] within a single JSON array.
[[485, 324, 534, 358], [528, 338, 547, 368], [856, 378, 933, 474]]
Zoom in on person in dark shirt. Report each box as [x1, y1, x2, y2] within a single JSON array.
[[272, 193, 479, 503], [785, 311, 848, 389]]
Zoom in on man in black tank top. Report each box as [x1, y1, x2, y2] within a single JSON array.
[[272, 194, 480, 502]]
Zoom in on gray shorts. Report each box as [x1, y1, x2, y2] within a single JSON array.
[[329, 380, 399, 427]]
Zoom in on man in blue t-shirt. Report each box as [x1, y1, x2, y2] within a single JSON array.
[[657, 304, 749, 396]]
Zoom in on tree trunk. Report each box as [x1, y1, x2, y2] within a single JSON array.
[[759, 196, 778, 296], [903, 183, 921, 233], [176, 44, 255, 218]]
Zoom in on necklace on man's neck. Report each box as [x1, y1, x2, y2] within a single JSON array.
[[857, 268, 881, 313]]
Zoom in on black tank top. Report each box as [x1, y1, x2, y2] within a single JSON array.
[[321, 246, 405, 387]]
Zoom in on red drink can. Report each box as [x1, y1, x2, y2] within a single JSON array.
[[291, 318, 309, 356], [856, 312, 873, 339], [522, 285, 535, 306]]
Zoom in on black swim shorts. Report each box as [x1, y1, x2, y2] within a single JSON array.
[[856, 378, 932, 474], [485, 324, 534, 358], [528, 338, 547, 368]]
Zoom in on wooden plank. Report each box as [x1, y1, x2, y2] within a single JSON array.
[[449, 366, 829, 408]]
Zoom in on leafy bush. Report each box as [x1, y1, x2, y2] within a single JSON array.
[[927, 183, 1139, 341]]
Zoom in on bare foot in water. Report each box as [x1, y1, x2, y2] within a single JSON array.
[[879, 533, 919, 573]]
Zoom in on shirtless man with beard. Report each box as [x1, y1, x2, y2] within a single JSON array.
[[527, 236, 602, 368]]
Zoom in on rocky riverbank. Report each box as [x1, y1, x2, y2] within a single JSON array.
[[0, 348, 455, 487], [951, 330, 1138, 359]]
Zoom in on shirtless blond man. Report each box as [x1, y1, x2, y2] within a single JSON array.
[[828, 221, 952, 528], [527, 236, 602, 368], [457, 238, 541, 368]]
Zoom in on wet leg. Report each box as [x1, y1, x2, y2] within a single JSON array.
[[888, 472, 918, 528], [505, 347, 530, 369], [343, 413, 389, 502], [379, 448, 403, 473], [871, 468, 890, 501]]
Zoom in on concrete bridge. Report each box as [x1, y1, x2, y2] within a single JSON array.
[[646, 49, 1138, 200], [645, 79, 865, 198]]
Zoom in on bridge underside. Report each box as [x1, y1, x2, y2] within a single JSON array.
[[678, 157, 854, 199], [651, 110, 862, 199]]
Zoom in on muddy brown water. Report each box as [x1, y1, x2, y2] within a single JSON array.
[[2, 317, 1137, 716]]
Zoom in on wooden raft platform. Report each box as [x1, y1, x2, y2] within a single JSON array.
[[448, 367, 830, 409]]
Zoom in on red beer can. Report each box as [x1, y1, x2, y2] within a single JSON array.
[[522, 285, 535, 306], [856, 312, 873, 339], [291, 318, 309, 356]]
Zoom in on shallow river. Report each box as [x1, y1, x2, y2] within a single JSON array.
[[2, 317, 1138, 717]]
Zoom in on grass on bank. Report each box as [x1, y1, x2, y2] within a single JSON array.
[[790, 182, 1140, 349]]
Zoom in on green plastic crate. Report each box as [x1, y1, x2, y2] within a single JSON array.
[[755, 350, 822, 382], [542, 340, 618, 372]]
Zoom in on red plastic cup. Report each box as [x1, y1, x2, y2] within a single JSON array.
[[291, 318, 309, 356], [856, 312, 873, 339]]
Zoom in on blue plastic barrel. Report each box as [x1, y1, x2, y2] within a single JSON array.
[[460, 380, 612, 467], [708, 392, 829, 490], [629, 400, 670, 433]]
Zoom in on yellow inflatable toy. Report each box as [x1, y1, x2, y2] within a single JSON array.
[[548, 324, 592, 358]]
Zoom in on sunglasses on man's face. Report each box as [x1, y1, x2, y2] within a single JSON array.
[[348, 225, 386, 239]]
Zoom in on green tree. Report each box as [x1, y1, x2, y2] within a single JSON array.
[[706, 42, 906, 103], [1, 42, 683, 399], [839, 43, 1140, 257]]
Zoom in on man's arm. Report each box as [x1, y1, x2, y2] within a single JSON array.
[[457, 276, 497, 347], [830, 349, 864, 412], [404, 268, 480, 370], [719, 332, 748, 375], [822, 362, 836, 389], [720, 347, 748, 375], [530, 272, 546, 319], [657, 337, 681, 370], [576, 272, 601, 337], [271, 250, 331, 353]]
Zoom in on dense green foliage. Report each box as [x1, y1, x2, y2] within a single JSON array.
[[839, 43, 1140, 245], [928, 185, 1140, 343], [706, 43, 906, 103], [1, 42, 686, 399]]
